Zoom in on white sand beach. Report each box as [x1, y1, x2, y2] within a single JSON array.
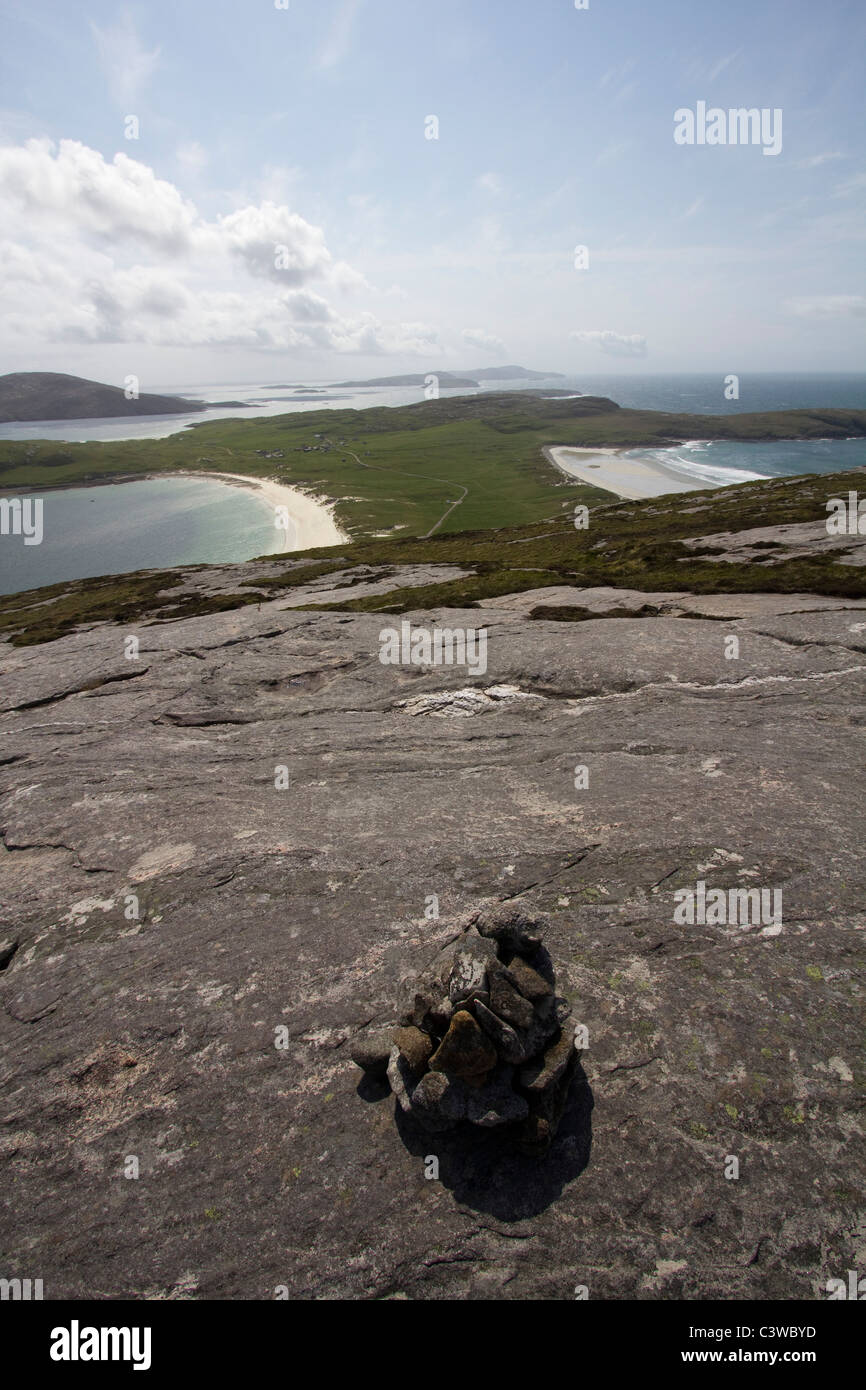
[[175, 470, 348, 551], [545, 445, 718, 500]]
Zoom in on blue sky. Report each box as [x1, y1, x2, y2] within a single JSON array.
[[0, 0, 863, 385]]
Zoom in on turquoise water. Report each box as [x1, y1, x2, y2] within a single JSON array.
[[1, 374, 863, 597], [625, 436, 866, 489], [0, 476, 285, 596]]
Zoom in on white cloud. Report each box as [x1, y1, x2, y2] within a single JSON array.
[[802, 207, 866, 244], [796, 152, 844, 170], [684, 50, 741, 83], [176, 142, 208, 172], [216, 201, 334, 284], [0, 137, 433, 356], [570, 330, 648, 357], [317, 0, 363, 70], [38, 269, 438, 355], [0, 138, 196, 254], [90, 11, 161, 108], [477, 172, 502, 195], [462, 327, 505, 355], [594, 141, 631, 167], [598, 60, 636, 90], [835, 172, 866, 197], [784, 295, 866, 318], [707, 50, 742, 81]]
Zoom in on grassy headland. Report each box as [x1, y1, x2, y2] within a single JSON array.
[[2, 391, 865, 540], [3, 461, 865, 647]]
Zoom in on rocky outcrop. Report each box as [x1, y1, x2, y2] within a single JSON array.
[[1, 569, 865, 1300], [353, 906, 580, 1152]]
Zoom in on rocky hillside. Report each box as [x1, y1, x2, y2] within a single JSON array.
[[1, 468, 864, 1300]]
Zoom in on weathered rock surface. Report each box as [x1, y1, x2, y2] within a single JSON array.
[[480, 583, 866, 621], [473, 998, 524, 1062], [523, 1037, 581, 1148], [520, 1023, 579, 1095], [473, 902, 545, 955], [680, 520, 866, 568], [1, 568, 865, 1300], [467, 1067, 529, 1129], [410, 1071, 468, 1131], [505, 957, 553, 1003], [447, 938, 500, 1004], [349, 1027, 393, 1079], [429, 1010, 498, 1084], [391, 1025, 431, 1073], [387, 1048, 417, 1112], [489, 971, 536, 1032]]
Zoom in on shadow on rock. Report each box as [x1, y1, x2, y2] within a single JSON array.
[[394, 1063, 594, 1221], [356, 1072, 391, 1102]]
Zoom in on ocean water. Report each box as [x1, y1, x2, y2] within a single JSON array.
[[0, 370, 862, 446], [570, 374, 866, 486], [0, 381, 489, 443], [1, 373, 863, 596], [565, 372, 866, 416], [622, 436, 866, 490], [0, 476, 286, 596]]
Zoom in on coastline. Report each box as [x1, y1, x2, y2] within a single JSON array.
[[173, 470, 348, 552], [5, 468, 349, 553], [544, 444, 721, 500]]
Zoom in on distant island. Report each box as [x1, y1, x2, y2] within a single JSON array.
[[460, 365, 566, 381], [0, 369, 572, 421], [330, 365, 565, 389], [0, 372, 215, 423], [330, 372, 480, 388]]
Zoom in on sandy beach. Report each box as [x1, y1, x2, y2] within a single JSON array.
[[175, 470, 348, 551], [544, 445, 718, 500]]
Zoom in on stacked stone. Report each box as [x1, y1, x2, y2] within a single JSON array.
[[351, 904, 580, 1155]]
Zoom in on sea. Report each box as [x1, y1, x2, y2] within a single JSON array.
[[1, 372, 864, 596], [0, 476, 288, 596], [556, 372, 866, 491]]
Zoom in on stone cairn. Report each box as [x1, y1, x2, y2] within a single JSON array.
[[351, 903, 581, 1156]]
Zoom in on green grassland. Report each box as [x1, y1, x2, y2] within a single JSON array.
[[2, 391, 865, 540], [3, 460, 865, 648], [292, 464, 866, 613]]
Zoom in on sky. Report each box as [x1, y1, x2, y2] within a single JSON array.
[[0, 0, 863, 387]]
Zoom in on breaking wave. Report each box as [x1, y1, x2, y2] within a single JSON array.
[[625, 443, 769, 488]]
